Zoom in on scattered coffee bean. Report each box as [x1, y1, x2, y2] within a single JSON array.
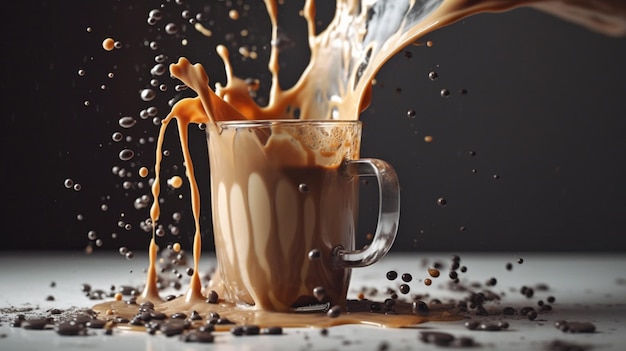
[[86, 319, 107, 329], [189, 310, 202, 321], [216, 318, 235, 325], [502, 306, 515, 315], [46, 295, 55, 301], [424, 279, 432, 286], [464, 320, 480, 330], [386, 271, 398, 280], [399, 284, 410, 294], [230, 326, 244, 336], [486, 278, 497, 286], [547, 296, 556, 303], [419, 331, 455, 346], [180, 330, 214, 343], [479, 322, 502, 331], [198, 324, 215, 333], [498, 321, 509, 329], [527, 311, 538, 321], [517, 258, 524, 264], [161, 320, 186, 337], [412, 301, 429, 316], [449, 271, 458, 280], [243, 325, 261, 335], [320, 328, 329, 336], [170, 312, 187, 319], [505, 262, 513, 271], [206, 290, 219, 304], [22, 319, 52, 330], [546, 340, 589, 351], [460, 266, 467, 273], [80, 284, 91, 293], [520, 306, 534, 316], [327, 305, 341, 318], [555, 321, 596, 333], [55, 322, 86, 336]]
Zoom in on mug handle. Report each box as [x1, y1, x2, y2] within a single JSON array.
[[332, 158, 400, 268]]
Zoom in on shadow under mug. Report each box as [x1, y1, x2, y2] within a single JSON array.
[[207, 120, 400, 312]]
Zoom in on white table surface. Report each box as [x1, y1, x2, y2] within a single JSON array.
[[1, 251, 624, 350]]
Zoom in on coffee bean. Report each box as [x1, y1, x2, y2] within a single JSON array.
[[114, 317, 130, 324], [399, 284, 410, 294], [412, 301, 429, 316], [419, 331, 455, 346], [486, 278, 497, 286], [161, 320, 186, 337], [80, 284, 91, 293], [547, 296, 556, 303], [327, 305, 341, 318], [502, 306, 515, 315], [505, 262, 513, 271], [150, 312, 167, 320], [180, 330, 214, 343], [206, 290, 219, 304], [424, 279, 432, 286], [189, 310, 202, 321], [216, 318, 235, 325], [520, 307, 535, 316], [386, 271, 398, 280], [449, 271, 458, 280], [320, 328, 329, 336], [230, 326, 244, 336], [498, 321, 509, 329], [86, 319, 107, 329], [165, 294, 177, 301], [243, 325, 260, 335], [170, 312, 187, 319], [198, 324, 215, 333], [464, 320, 480, 330], [556, 321, 596, 333], [22, 319, 52, 330], [55, 321, 86, 336], [460, 266, 467, 273], [457, 336, 475, 347], [527, 311, 538, 321], [546, 340, 588, 351], [479, 323, 501, 331]]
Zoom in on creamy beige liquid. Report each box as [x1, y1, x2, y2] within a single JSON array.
[[93, 0, 626, 328]]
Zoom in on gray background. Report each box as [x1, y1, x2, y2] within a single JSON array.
[[1, 1, 625, 252]]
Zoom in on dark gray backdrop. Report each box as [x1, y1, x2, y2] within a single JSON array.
[[1, 1, 625, 252]]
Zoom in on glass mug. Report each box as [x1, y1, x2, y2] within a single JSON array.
[[207, 120, 399, 312]]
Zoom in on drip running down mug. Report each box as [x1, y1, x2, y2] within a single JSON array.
[[207, 120, 400, 311]]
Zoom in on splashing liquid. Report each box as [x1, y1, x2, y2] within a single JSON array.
[[93, 0, 616, 328]]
